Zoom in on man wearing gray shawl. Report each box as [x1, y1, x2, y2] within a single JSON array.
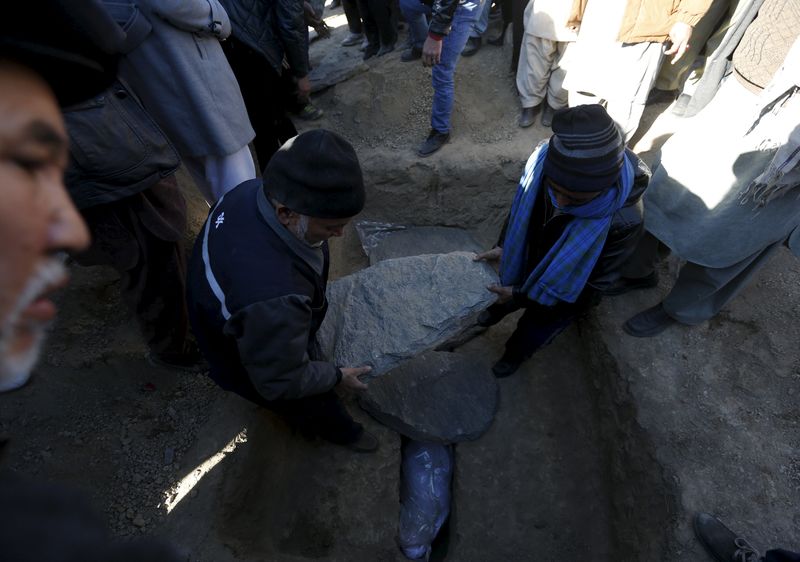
[[614, 0, 800, 337]]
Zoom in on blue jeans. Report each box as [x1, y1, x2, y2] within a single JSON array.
[[470, 0, 492, 38], [399, 0, 483, 133]]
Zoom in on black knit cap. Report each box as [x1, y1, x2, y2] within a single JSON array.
[[542, 104, 625, 192], [264, 130, 366, 219], [0, 1, 122, 107]]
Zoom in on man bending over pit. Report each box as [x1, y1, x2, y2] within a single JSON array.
[[475, 105, 650, 377], [187, 130, 378, 452]]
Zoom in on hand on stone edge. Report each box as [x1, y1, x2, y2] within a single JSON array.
[[340, 366, 371, 391], [474, 247, 502, 262], [487, 284, 513, 304]]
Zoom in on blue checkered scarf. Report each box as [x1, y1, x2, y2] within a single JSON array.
[[500, 141, 635, 305]]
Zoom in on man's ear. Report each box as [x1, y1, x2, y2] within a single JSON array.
[[275, 204, 296, 226]]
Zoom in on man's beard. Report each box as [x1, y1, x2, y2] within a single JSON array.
[[289, 215, 323, 248], [0, 259, 65, 392]]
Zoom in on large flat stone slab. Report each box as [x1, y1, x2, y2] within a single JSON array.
[[359, 350, 498, 443], [318, 252, 498, 376]]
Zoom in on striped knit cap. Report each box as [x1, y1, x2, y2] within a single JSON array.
[[542, 104, 625, 192]]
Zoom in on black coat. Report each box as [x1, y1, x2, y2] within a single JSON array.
[[498, 149, 651, 307], [221, 0, 309, 77]]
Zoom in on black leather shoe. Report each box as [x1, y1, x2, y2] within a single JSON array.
[[604, 271, 658, 296], [492, 353, 524, 378], [645, 87, 678, 106], [540, 103, 556, 127], [363, 42, 380, 60], [417, 129, 450, 157], [461, 36, 481, 57], [693, 513, 763, 562], [623, 303, 678, 338], [518, 105, 538, 128], [487, 23, 508, 46], [345, 430, 379, 453], [401, 46, 422, 62]]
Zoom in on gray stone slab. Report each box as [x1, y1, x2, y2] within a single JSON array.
[[356, 223, 483, 265], [359, 350, 498, 443], [318, 252, 499, 376], [309, 49, 369, 92]]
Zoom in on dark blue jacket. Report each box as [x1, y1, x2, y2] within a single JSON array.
[[187, 179, 339, 404], [220, 0, 309, 77]]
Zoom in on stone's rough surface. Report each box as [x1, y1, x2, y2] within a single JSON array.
[[359, 224, 483, 265], [308, 49, 368, 92], [359, 350, 498, 443], [318, 252, 499, 376]]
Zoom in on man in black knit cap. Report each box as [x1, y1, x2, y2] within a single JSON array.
[[475, 104, 650, 377], [187, 129, 378, 452]]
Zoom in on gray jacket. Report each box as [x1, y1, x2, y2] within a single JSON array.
[[117, 0, 254, 157]]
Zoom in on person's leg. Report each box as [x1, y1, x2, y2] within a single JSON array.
[[495, 300, 588, 377], [545, 40, 573, 110], [357, 0, 380, 54], [654, 0, 729, 92], [399, 0, 430, 49], [342, 0, 364, 35], [604, 41, 664, 142], [517, 35, 555, 109], [202, 144, 257, 202], [222, 39, 296, 171], [662, 240, 783, 326], [430, 0, 482, 133], [266, 390, 363, 445], [368, 0, 398, 50], [75, 176, 191, 362], [470, 0, 492, 38]]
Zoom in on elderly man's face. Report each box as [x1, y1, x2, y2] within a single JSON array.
[[0, 61, 89, 391]]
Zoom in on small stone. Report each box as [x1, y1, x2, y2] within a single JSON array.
[[126, 508, 135, 520], [132, 515, 145, 528], [190, 489, 199, 498], [132, 473, 143, 484], [163, 446, 175, 466]]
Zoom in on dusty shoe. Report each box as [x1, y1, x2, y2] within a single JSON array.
[[461, 36, 481, 57], [377, 42, 396, 57], [345, 429, 379, 453], [363, 42, 380, 60], [518, 105, 538, 128], [341, 32, 364, 47], [693, 513, 763, 562], [541, 103, 556, 127], [604, 271, 659, 296], [491, 352, 524, 378], [417, 129, 450, 157], [623, 303, 678, 338], [146, 342, 206, 373], [296, 103, 324, 121], [401, 46, 422, 62]]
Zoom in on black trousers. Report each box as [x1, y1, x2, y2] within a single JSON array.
[[74, 176, 188, 356], [485, 292, 595, 360], [343, 0, 363, 34], [261, 390, 363, 445], [221, 38, 298, 172], [357, 0, 397, 48]]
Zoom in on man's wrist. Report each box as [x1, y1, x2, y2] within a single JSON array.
[[427, 32, 443, 41]]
